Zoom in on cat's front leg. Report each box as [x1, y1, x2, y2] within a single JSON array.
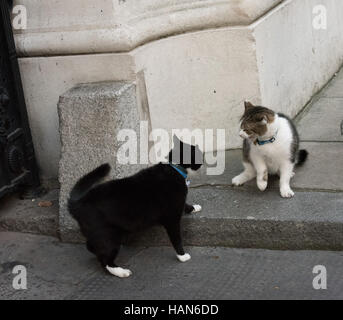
[[232, 162, 256, 186], [164, 220, 191, 262], [279, 161, 295, 198], [252, 157, 268, 191]]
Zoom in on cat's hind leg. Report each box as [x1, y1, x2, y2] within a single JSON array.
[[93, 229, 132, 278], [232, 162, 256, 186], [103, 247, 132, 278], [105, 255, 132, 278]]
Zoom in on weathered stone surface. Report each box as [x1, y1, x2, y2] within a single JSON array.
[[14, 0, 283, 56], [58, 81, 143, 242]]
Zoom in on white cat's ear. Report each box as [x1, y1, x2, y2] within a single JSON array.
[[244, 101, 255, 111]]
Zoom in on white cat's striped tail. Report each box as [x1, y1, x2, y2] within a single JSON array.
[[296, 149, 308, 166]]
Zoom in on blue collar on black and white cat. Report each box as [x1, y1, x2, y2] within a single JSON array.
[[168, 163, 191, 186], [256, 130, 278, 146], [169, 163, 188, 179]]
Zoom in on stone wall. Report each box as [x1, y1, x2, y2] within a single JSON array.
[[13, 0, 343, 180]]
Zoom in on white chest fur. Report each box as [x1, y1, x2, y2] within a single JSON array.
[[250, 117, 293, 174]]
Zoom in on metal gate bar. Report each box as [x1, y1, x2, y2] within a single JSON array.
[[0, 0, 41, 198]]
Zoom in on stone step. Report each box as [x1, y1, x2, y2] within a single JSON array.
[[2, 184, 342, 250], [296, 98, 343, 142], [130, 186, 343, 250], [191, 143, 343, 192], [0, 190, 58, 237]]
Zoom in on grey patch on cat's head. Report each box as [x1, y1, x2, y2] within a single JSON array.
[[240, 101, 275, 139]]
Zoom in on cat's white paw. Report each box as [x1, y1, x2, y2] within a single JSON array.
[[177, 253, 191, 262], [257, 180, 267, 191], [192, 204, 202, 213], [291, 171, 295, 178], [280, 186, 295, 198], [232, 175, 244, 186], [106, 266, 132, 278]]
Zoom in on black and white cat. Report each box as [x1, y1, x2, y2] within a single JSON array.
[[232, 102, 308, 198], [68, 136, 203, 277]]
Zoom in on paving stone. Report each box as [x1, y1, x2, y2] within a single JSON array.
[[0, 232, 141, 299], [320, 68, 343, 98], [293, 142, 343, 191], [297, 98, 343, 141], [5, 232, 342, 300], [192, 144, 343, 191], [69, 246, 343, 300]]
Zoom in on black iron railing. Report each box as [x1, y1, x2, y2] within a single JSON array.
[[0, 0, 41, 198]]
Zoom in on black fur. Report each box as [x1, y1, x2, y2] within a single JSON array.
[[68, 138, 202, 271], [296, 149, 308, 166], [70, 163, 111, 202]]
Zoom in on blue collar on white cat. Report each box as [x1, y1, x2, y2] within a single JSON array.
[[256, 130, 278, 146], [169, 163, 188, 179]]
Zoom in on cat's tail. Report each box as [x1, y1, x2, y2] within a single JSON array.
[[296, 149, 308, 166], [69, 163, 111, 203]]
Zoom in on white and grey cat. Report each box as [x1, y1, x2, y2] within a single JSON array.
[[232, 102, 308, 198]]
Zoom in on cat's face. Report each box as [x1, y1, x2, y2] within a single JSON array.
[[168, 135, 203, 171], [239, 101, 275, 140]]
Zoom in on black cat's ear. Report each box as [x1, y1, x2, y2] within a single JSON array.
[[244, 101, 255, 111], [173, 134, 183, 146]]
